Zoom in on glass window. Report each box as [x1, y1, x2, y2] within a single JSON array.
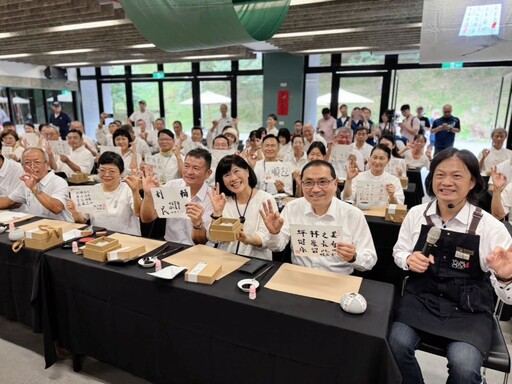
[[163, 81, 193, 130], [79, 81, 99, 136], [102, 83, 127, 123], [341, 52, 385, 66], [303, 73, 332, 126], [200, 60, 232, 72], [395, 67, 512, 154], [237, 75, 263, 134], [132, 64, 158, 75], [398, 53, 420, 64], [338, 76, 382, 126], [163, 62, 192, 73], [199, 81, 231, 128], [7, 88, 45, 130], [79, 67, 96, 76], [0, 86, 12, 126], [131, 82, 160, 122], [308, 54, 331, 67], [239, 53, 263, 70], [46, 90, 76, 122], [101, 66, 125, 76]]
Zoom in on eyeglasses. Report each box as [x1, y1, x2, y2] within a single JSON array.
[[302, 179, 334, 189], [98, 168, 120, 175], [158, 138, 173, 142], [23, 161, 45, 167]]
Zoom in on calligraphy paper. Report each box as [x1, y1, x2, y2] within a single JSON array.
[[264, 161, 292, 184], [24, 133, 39, 148], [69, 186, 107, 214], [386, 158, 407, 177], [356, 180, 387, 205], [151, 186, 191, 218], [290, 224, 343, 258], [49, 140, 71, 156], [1, 147, 13, 157]]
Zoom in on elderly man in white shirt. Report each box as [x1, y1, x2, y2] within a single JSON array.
[[140, 148, 213, 245], [262, 160, 377, 274], [69, 120, 97, 156], [0, 153, 24, 197], [48, 129, 95, 177], [302, 123, 327, 153], [0, 147, 72, 221], [478, 128, 512, 173]]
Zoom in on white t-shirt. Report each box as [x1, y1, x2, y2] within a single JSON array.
[[266, 197, 377, 274], [304, 135, 327, 153], [129, 110, 155, 130], [146, 152, 182, 183], [478, 146, 512, 173], [8, 171, 72, 221], [163, 179, 213, 245], [284, 151, 308, 172], [84, 182, 140, 236], [349, 142, 373, 162], [403, 151, 430, 169], [56, 145, 95, 177], [254, 160, 293, 196]]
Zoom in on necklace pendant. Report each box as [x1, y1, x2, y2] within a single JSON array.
[[239, 216, 245, 224]]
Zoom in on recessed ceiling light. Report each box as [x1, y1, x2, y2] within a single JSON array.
[[274, 23, 422, 39], [129, 43, 156, 49], [54, 62, 92, 67], [295, 46, 375, 54], [0, 53, 32, 59], [106, 59, 148, 64], [48, 19, 131, 32], [47, 48, 98, 55], [0, 32, 18, 39], [290, 0, 333, 4], [181, 54, 235, 60], [129, 52, 146, 57]]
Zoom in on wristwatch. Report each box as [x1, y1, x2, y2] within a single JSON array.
[[32, 185, 43, 196], [193, 221, 204, 230], [348, 251, 357, 263]]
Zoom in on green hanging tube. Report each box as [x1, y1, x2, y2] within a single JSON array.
[[120, 0, 290, 52]]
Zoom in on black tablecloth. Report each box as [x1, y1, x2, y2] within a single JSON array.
[[404, 183, 419, 209], [36, 244, 401, 384], [407, 169, 424, 203]]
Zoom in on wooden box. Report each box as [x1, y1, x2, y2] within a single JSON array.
[[399, 176, 409, 189], [68, 172, 90, 184], [83, 236, 122, 262], [24, 225, 63, 251], [107, 245, 146, 262], [209, 217, 242, 242], [385, 204, 408, 223], [184, 262, 222, 285]]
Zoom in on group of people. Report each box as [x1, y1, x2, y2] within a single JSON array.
[[1, 100, 512, 384]]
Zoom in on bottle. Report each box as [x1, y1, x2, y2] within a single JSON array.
[[155, 259, 162, 272], [249, 284, 257, 300], [72, 241, 78, 254]]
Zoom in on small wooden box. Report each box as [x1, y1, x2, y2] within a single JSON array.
[[24, 225, 63, 250], [399, 176, 409, 189], [385, 204, 408, 223], [184, 262, 222, 285], [210, 218, 243, 242], [107, 245, 146, 262], [68, 172, 90, 184], [83, 236, 122, 262]]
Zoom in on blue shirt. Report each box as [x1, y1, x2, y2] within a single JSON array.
[[432, 116, 460, 148], [49, 112, 72, 140]]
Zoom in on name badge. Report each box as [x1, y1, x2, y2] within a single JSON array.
[[455, 247, 473, 261]]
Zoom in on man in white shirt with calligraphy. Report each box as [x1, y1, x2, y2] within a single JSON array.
[[262, 160, 377, 274]]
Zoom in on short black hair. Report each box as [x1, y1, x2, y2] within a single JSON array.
[[191, 126, 203, 135], [321, 108, 330, 115], [24, 122, 35, 129], [294, 120, 302, 124], [378, 134, 402, 158], [112, 128, 133, 144], [158, 129, 175, 139], [301, 160, 336, 180], [355, 126, 368, 134], [2, 121, 14, 127], [400, 104, 410, 112], [257, 127, 267, 136], [277, 128, 291, 144], [291, 135, 304, 144], [67, 128, 83, 138], [249, 130, 262, 140], [262, 134, 279, 145], [371, 143, 391, 159], [425, 148, 484, 205], [120, 124, 134, 134], [307, 141, 327, 156], [173, 121, 182, 128], [98, 151, 124, 174], [0, 130, 19, 141], [215, 154, 257, 197], [213, 134, 229, 147], [339, 104, 347, 109], [186, 147, 212, 169], [267, 113, 278, 121], [38, 123, 49, 133]]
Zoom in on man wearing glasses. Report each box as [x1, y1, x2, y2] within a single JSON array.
[[0, 147, 72, 221], [262, 160, 376, 274]]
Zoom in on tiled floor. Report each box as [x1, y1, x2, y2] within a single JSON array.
[[0, 315, 510, 383]]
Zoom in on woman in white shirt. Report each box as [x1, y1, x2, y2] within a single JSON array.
[[66, 151, 142, 236], [0, 130, 24, 162], [208, 154, 278, 260], [278, 128, 293, 160], [113, 127, 140, 176], [401, 133, 431, 169], [343, 144, 404, 205], [378, 134, 407, 177], [285, 135, 307, 171], [240, 129, 263, 169]]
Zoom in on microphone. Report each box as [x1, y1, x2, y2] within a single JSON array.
[[422, 226, 441, 258], [447, 199, 465, 209]]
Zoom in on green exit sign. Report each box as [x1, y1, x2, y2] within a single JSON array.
[[61, 90, 71, 95], [152, 71, 165, 79], [441, 62, 464, 69]]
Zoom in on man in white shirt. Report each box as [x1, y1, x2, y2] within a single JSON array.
[[478, 128, 512, 173], [303, 123, 327, 153], [266, 113, 279, 136], [207, 104, 236, 148], [172, 120, 193, 152], [317, 107, 337, 143], [48, 129, 95, 177], [262, 160, 377, 274], [349, 126, 373, 163], [140, 148, 213, 245], [182, 126, 206, 155], [127, 100, 154, 130], [0, 152, 24, 197], [69, 120, 97, 156], [254, 135, 293, 196], [0, 147, 72, 221]]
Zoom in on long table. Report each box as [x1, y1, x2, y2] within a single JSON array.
[[34, 244, 401, 384]]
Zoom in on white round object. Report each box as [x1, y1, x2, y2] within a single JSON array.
[[237, 278, 260, 293], [138, 257, 156, 268], [340, 292, 367, 314], [357, 201, 372, 211], [8, 228, 25, 241]]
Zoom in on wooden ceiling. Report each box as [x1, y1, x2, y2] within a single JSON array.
[[0, 0, 423, 67]]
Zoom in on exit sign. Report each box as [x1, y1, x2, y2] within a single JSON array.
[[152, 71, 165, 79], [441, 62, 464, 69], [61, 90, 71, 95]]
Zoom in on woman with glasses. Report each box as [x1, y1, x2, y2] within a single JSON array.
[[208, 154, 278, 259], [0, 130, 24, 162], [400, 133, 432, 169], [112, 128, 140, 176], [343, 144, 404, 205], [66, 151, 142, 236]]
